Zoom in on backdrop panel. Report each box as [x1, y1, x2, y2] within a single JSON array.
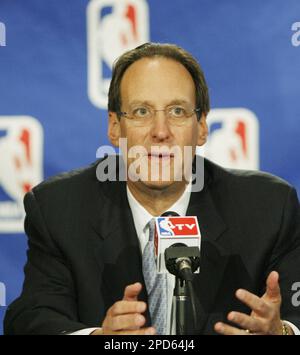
[[0, 0, 300, 334]]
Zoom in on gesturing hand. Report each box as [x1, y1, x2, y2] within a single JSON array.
[[93, 282, 156, 335], [214, 271, 293, 335]]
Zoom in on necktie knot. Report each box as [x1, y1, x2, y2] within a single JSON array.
[[148, 218, 155, 242]]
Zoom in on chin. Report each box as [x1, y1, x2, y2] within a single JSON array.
[[140, 179, 182, 191]]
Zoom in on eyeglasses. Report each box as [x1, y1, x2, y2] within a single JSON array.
[[117, 105, 201, 126]]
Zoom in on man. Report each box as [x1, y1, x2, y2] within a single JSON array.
[[4, 43, 300, 335]]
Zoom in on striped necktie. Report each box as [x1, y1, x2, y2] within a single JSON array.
[[142, 218, 168, 335]]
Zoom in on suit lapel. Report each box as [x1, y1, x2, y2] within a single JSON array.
[[186, 159, 229, 333], [89, 174, 151, 326]]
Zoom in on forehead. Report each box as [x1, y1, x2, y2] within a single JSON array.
[[120, 57, 196, 105]]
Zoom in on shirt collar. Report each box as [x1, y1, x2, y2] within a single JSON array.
[[127, 183, 192, 238]]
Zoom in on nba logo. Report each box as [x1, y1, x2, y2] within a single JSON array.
[[0, 116, 43, 233], [158, 218, 175, 236], [205, 108, 259, 170], [87, 0, 150, 109]]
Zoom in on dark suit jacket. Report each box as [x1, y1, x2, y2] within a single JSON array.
[[4, 157, 300, 335]]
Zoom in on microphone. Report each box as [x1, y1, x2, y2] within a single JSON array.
[[153, 212, 201, 274], [166, 242, 200, 334], [155, 211, 201, 335], [165, 243, 200, 282]]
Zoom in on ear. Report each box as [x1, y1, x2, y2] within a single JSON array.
[[197, 114, 208, 146], [108, 112, 121, 147]]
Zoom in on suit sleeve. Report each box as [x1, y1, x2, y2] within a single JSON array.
[[4, 190, 87, 335], [266, 187, 300, 328]]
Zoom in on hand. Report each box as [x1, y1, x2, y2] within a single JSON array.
[[92, 282, 156, 335], [214, 271, 293, 335]]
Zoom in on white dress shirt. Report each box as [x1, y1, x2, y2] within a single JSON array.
[[127, 184, 191, 334], [71, 183, 299, 335]]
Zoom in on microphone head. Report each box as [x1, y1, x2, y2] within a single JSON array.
[[171, 242, 187, 248], [160, 211, 180, 217], [165, 245, 200, 276], [154, 215, 201, 273]]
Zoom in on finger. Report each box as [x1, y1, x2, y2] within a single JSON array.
[[214, 322, 250, 336], [236, 289, 269, 316], [123, 282, 143, 301], [265, 271, 281, 302], [108, 300, 147, 317], [227, 312, 263, 333], [106, 313, 146, 331], [114, 327, 156, 336]]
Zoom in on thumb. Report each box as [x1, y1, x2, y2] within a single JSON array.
[[123, 282, 143, 301], [265, 271, 281, 302]]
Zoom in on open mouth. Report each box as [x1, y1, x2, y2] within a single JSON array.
[[148, 152, 175, 159]]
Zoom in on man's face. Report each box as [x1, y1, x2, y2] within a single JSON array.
[[108, 57, 207, 191]]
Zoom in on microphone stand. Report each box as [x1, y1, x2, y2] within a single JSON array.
[[173, 276, 189, 335], [166, 245, 200, 335]]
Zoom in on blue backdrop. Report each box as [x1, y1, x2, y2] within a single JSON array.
[[0, 0, 300, 334]]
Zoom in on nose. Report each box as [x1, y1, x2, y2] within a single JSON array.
[[150, 111, 172, 143]]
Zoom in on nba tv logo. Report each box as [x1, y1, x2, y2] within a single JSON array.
[[0, 116, 43, 233], [87, 0, 150, 109], [0, 22, 6, 47], [157, 217, 199, 237], [0, 282, 6, 307]]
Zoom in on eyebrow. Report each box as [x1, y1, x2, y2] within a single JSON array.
[[128, 99, 191, 107]]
